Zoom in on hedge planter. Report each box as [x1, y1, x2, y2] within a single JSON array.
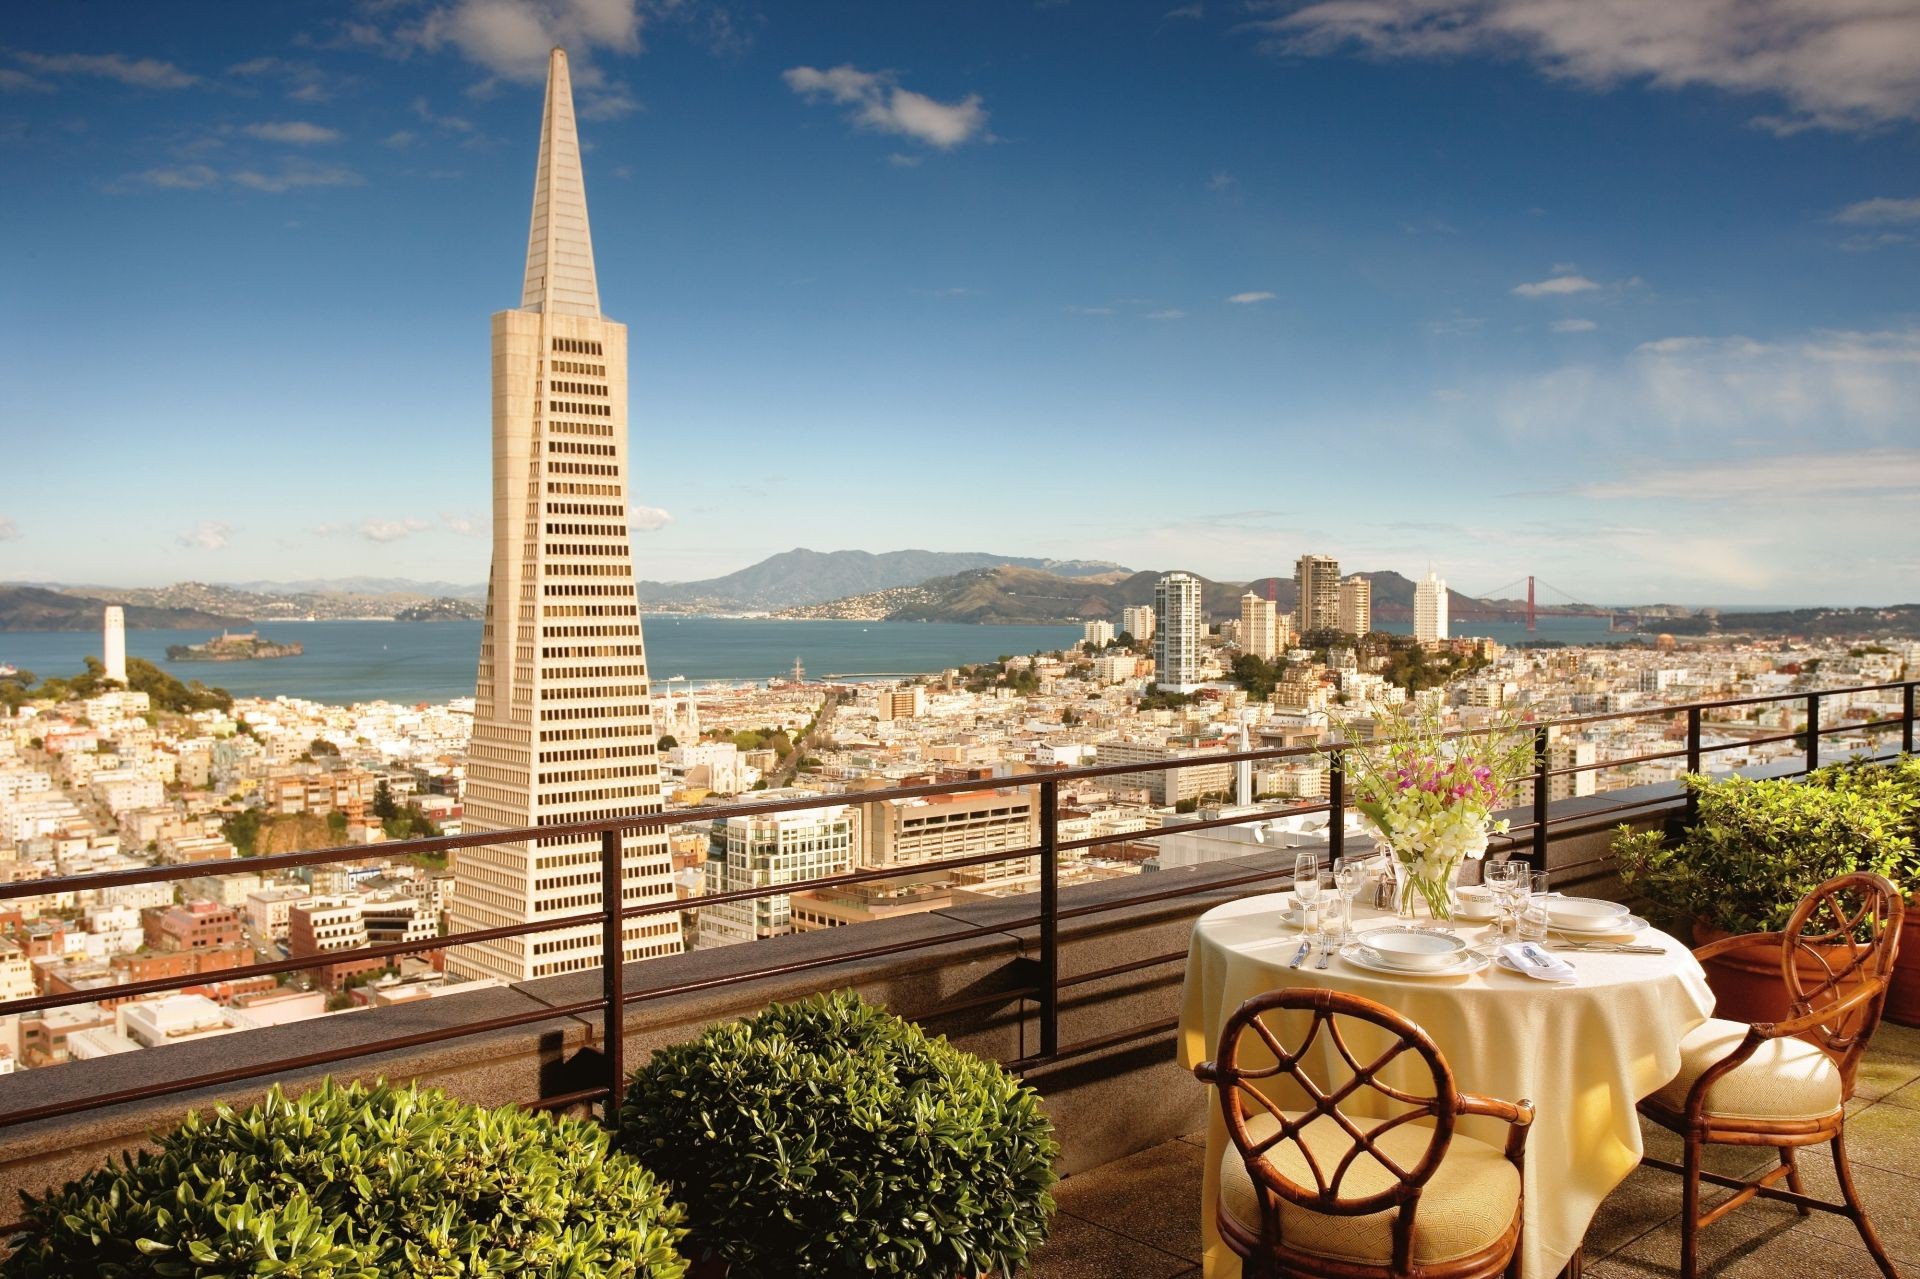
[[621, 990, 1058, 1279], [1, 1078, 689, 1279], [1888, 907, 1920, 1028]]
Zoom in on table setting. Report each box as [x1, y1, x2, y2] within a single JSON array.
[[1179, 847, 1716, 1278]]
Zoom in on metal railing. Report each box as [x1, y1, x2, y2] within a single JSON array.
[[0, 678, 1912, 1132]]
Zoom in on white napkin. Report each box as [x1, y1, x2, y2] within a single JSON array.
[[1500, 942, 1577, 984]]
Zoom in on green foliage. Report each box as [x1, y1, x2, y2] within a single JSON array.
[[1613, 767, 1915, 935], [1, 657, 231, 714], [620, 990, 1057, 1279], [657, 733, 678, 751], [1805, 754, 1920, 891], [325, 809, 349, 837], [2, 1078, 688, 1279], [372, 780, 399, 820], [1137, 688, 1192, 711], [1229, 652, 1286, 701], [222, 808, 262, 857]]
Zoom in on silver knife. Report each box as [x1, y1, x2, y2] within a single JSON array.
[[1549, 942, 1665, 954], [1289, 940, 1311, 969]]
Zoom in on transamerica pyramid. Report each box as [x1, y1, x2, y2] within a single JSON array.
[[449, 48, 683, 982]]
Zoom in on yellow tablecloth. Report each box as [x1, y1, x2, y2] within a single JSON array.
[[1178, 893, 1714, 1279]]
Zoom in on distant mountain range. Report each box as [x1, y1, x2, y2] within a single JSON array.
[[0, 586, 248, 634], [788, 566, 1534, 626], [632, 549, 1131, 611]]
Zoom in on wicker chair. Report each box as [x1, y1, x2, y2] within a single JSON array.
[[1639, 871, 1906, 1279], [1194, 988, 1534, 1278]]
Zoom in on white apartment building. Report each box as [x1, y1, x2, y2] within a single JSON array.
[[858, 789, 1041, 885], [1338, 576, 1372, 636], [1092, 654, 1137, 685], [1155, 572, 1205, 693], [1295, 555, 1340, 636], [1240, 592, 1281, 660], [876, 687, 928, 721], [1548, 740, 1599, 802], [1093, 739, 1235, 806], [1415, 571, 1449, 643], [1121, 605, 1155, 643], [1083, 620, 1116, 648], [450, 50, 683, 981], [671, 742, 750, 794], [700, 804, 853, 947]]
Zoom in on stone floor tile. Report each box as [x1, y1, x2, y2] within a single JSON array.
[[1759, 1141, 1920, 1267], [1822, 1097, 1920, 1176], [1177, 1128, 1208, 1148], [1597, 1205, 1879, 1278], [1023, 1209, 1198, 1279], [1637, 1115, 1778, 1182], [1051, 1137, 1206, 1262], [1584, 1164, 1684, 1262], [1853, 1022, 1920, 1102], [1882, 1078, 1920, 1111]]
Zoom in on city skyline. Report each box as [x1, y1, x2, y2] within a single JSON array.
[[2, 1, 1917, 604]]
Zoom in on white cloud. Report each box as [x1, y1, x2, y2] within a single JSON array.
[[240, 121, 342, 144], [1512, 273, 1600, 297], [16, 51, 198, 89], [1832, 197, 1920, 225], [0, 68, 52, 93], [360, 516, 429, 543], [1550, 318, 1597, 332], [230, 162, 363, 193], [1166, 4, 1205, 18], [440, 512, 487, 537], [1255, 0, 1920, 134], [1227, 291, 1276, 304], [784, 64, 989, 149], [1146, 309, 1187, 320], [886, 152, 924, 167], [0, 517, 18, 541], [383, 130, 418, 148], [579, 87, 640, 120], [628, 504, 674, 531], [120, 165, 221, 191], [176, 520, 232, 550], [414, 0, 644, 84], [1207, 170, 1235, 192], [1066, 305, 1115, 316], [1574, 448, 1920, 502]]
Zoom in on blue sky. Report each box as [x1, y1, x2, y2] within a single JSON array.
[[1, 0, 1916, 605]]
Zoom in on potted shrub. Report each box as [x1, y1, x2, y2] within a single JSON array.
[[1807, 755, 1920, 1025], [1613, 772, 1911, 1024], [2, 1078, 688, 1278], [620, 990, 1058, 1279]]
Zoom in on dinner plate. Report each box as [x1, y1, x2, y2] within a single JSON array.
[[1549, 913, 1650, 938], [1340, 943, 1491, 979]]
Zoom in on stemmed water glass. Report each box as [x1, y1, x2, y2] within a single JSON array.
[[1333, 856, 1366, 941], [1293, 852, 1321, 925], [1484, 861, 1525, 937]]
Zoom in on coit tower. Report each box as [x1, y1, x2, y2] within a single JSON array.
[[448, 48, 682, 982]]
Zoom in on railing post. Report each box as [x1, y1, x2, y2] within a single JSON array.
[[1037, 778, 1059, 1061], [1327, 752, 1344, 866], [1685, 706, 1702, 825], [1531, 725, 1550, 872], [1904, 683, 1915, 757], [600, 828, 625, 1129], [1806, 693, 1821, 772]]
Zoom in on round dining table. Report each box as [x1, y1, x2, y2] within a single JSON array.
[[1178, 892, 1715, 1279]]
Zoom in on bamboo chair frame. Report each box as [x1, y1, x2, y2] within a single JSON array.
[[1638, 871, 1906, 1279], [1195, 988, 1534, 1279]]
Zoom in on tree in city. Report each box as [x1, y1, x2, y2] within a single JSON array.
[[372, 780, 399, 820]]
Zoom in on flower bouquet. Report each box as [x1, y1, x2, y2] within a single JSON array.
[[1340, 709, 1534, 920]]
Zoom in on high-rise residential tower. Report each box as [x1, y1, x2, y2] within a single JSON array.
[[102, 606, 127, 685], [1121, 605, 1155, 644], [1154, 572, 1204, 692], [1240, 591, 1279, 660], [1415, 571, 1449, 643], [1294, 555, 1340, 637], [1337, 575, 1372, 636], [449, 49, 682, 983]]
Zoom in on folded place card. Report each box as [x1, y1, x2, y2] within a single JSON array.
[[1501, 942, 1578, 984]]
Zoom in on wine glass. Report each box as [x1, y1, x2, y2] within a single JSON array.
[[1316, 892, 1347, 960], [1484, 861, 1523, 937], [1293, 852, 1321, 920], [1333, 856, 1366, 940]]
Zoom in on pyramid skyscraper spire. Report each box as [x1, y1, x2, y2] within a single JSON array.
[[520, 47, 601, 318], [451, 48, 681, 983]]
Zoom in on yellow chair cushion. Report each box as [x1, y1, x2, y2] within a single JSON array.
[[1650, 1017, 1843, 1122], [1218, 1110, 1521, 1266]]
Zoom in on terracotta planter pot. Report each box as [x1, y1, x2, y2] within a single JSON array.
[[1885, 906, 1920, 1028], [1692, 921, 1878, 1032]]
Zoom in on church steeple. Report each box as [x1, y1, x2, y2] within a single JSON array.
[[520, 47, 601, 317]]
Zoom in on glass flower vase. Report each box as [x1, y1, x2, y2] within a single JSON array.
[[1390, 856, 1463, 923]]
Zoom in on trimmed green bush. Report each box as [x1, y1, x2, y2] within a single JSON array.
[[2, 1078, 687, 1278], [620, 990, 1058, 1279], [1614, 768, 1913, 935]]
